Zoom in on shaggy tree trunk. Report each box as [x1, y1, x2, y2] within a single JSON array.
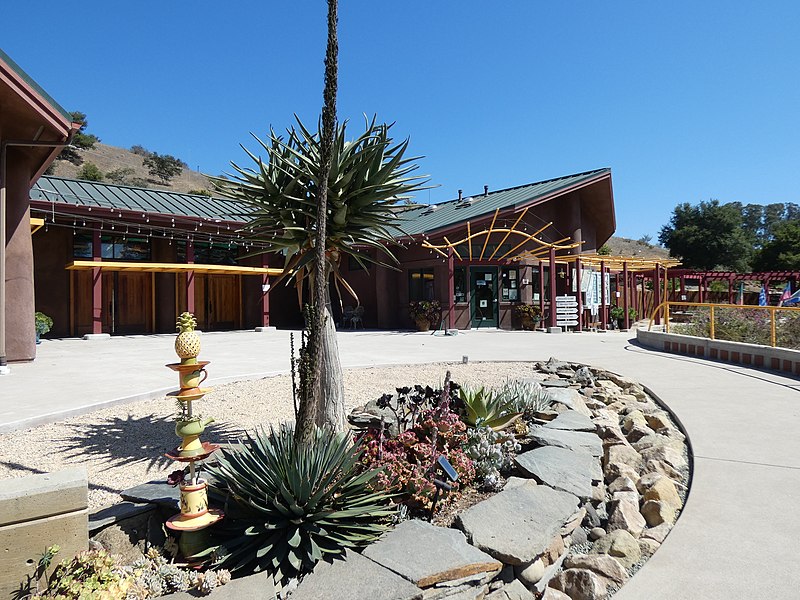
[[298, 0, 342, 443]]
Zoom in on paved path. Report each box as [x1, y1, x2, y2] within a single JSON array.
[[2, 328, 799, 598]]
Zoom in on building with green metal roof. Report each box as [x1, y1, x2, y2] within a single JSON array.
[[28, 167, 615, 335]]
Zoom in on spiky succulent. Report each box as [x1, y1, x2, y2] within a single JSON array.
[[499, 379, 553, 420], [458, 385, 522, 431], [205, 424, 394, 582]]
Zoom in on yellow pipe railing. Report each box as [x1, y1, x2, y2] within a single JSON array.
[[648, 301, 800, 347]]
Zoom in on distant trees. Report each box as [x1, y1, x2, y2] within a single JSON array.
[[597, 244, 612, 255], [76, 162, 103, 181], [143, 152, 183, 184], [105, 167, 135, 184], [659, 200, 800, 272], [58, 111, 100, 164]]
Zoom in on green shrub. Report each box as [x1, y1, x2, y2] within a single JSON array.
[[76, 162, 103, 182], [207, 424, 393, 581], [35, 311, 53, 336]]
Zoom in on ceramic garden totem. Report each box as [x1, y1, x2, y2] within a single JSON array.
[[165, 312, 223, 556]]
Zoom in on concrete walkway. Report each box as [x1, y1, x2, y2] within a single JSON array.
[[2, 328, 800, 598]]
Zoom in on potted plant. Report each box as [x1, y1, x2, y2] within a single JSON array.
[[628, 307, 638, 324], [609, 305, 625, 329], [409, 300, 441, 332], [34, 311, 53, 344], [514, 304, 542, 331]]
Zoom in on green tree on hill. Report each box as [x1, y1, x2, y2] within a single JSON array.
[[752, 220, 800, 271], [143, 152, 183, 184], [58, 111, 100, 165], [76, 162, 103, 181]]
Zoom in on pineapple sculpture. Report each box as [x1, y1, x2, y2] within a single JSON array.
[[175, 312, 201, 365]]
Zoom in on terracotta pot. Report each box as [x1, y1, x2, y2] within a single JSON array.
[[415, 318, 431, 332]]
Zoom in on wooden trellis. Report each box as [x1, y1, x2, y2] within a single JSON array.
[[420, 207, 582, 261]]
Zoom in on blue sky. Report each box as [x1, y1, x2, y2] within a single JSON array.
[[4, 2, 799, 239]]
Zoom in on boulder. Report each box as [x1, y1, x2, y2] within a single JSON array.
[[588, 527, 605, 541], [611, 490, 640, 504], [605, 462, 642, 485], [549, 568, 608, 600], [504, 476, 534, 491], [529, 427, 602, 457], [641, 500, 676, 526], [639, 537, 661, 557], [635, 473, 666, 494], [642, 459, 684, 480], [485, 579, 535, 600], [632, 433, 684, 453], [544, 533, 566, 565], [621, 410, 648, 434], [515, 446, 599, 499], [590, 530, 642, 568], [641, 523, 671, 543], [570, 527, 589, 546], [564, 554, 629, 586], [639, 445, 687, 470], [605, 444, 644, 473], [560, 508, 587, 536], [546, 388, 592, 416], [583, 504, 602, 528], [607, 498, 646, 538], [643, 476, 683, 511], [543, 411, 596, 433], [541, 588, 572, 600], [608, 476, 637, 493], [455, 481, 579, 565], [362, 519, 501, 588], [573, 366, 596, 387], [645, 412, 672, 430], [515, 557, 545, 586]]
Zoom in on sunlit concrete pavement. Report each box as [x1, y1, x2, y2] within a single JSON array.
[[2, 328, 800, 598]]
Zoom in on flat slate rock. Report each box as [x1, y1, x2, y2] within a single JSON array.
[[89, 501, 155, 534], [529, 427, 602, 457], [455, 481, 578, 565], [539, 379, 571, 388], [162, 571, 276, 599], [515, 446, 599, 499], [543, 411, 596, 433], [363, 519, 501, 587], [120, 481, 179, 509], [291, 549, 423, 600], [545, 388, 590, 415]]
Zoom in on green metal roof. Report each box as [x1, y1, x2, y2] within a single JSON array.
[[0, 48, 72, 123], [32, 167, 611, 234], [394, 168, 611, 237], [31, 176, 249, 222]]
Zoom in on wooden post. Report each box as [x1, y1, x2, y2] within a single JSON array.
[[91, 227, 103, 334], [623, 261, 630, 329], [600, 260, 606, 330], [728, 275, 734, 304], [679, 274, 686, 301], [447, 247, 455, 329], [186, 241, 195, 315], [538, 260, 545, 321], [653, 265, 661, 326], [548, 246, 557, 328], [698, 276, 704, 304], [261, 255, 270, 327], [575, 256, 583, 331]]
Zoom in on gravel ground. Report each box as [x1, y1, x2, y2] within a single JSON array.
[[0, 361, 541, 509]]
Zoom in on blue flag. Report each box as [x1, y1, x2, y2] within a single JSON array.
[[758, 285, 767, 306]]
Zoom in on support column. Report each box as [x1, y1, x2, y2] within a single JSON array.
[[538, 260, 545, 319], [653, 266, 661, 326], [186, 241, 195, 315], [600, 260, 607, 330], [623, 261, 630, 329], [575, 257, 583, 332], [447, 248, 455, 329], [679, 275, 686, 301], [91, 227, 103, 334], [548, 247, 557, 328], [698, 276, 704, 304], [728, 275, 734, 304], [261, 254, 270, 327]]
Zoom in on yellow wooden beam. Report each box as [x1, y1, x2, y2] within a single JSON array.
[[479, 208, 500, 261], [66, 260, 283, 276], [30, 217, 45, 234]]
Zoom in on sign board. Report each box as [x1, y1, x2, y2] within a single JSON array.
[[556, 319, 579, 326], [556, 307, 578, 314]]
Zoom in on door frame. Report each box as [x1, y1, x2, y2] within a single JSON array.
[[469, 266, 499, 327]]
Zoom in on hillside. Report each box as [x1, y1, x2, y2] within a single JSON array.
[[49, 143, 214, 194], [604, 236, 670, 259]]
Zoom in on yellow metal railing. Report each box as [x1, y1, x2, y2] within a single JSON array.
[[648, 301, 800, 347]]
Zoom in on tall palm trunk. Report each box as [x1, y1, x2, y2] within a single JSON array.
[[297, 0, 344, 443]]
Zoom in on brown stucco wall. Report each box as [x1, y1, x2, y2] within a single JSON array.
[[32, 227, 72, 338]]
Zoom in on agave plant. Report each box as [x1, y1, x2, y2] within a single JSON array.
[[205, 424, 394, 581], [458, 385, 521, 431], [498, 379, 553, 419]]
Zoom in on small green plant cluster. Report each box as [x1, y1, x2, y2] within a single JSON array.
[[498, 379, 553, 421], [675, 307, 773, 346], [464, 426, 521, 490], [127, 548, 230, 598], [35, 312, 53, 336], [408, 300, 442, 327], [458, 385, 522, 431]]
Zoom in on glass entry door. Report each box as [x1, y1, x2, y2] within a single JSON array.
[[470, 267, 498, 327]]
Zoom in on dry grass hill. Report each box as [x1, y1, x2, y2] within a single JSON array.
[[49, 143, 214, 194], [604, 236, 669, 259]]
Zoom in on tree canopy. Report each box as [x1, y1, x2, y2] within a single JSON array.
[[143, 152, 183, 184], [658, 200, 752, 271], [751, 219, 800, 271], [58, 111, 99, 164]]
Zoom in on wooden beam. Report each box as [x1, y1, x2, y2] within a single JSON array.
[[479, 208, 499, 261], [66, 260, 282, 276]]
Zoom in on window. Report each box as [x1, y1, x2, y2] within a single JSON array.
[[500, 267, 519, 302], [177, 241, 238, 265], [409, 268, 435, 301], [73, 234, 150, 260], [454, 267, 467, 303]]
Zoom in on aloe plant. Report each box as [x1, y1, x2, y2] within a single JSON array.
[[458, 385, 521, 431], [498, 379, 553, 419], [205, 424, 393, 581]]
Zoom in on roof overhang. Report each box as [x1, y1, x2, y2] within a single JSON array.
[[66, 260, 282, 277]]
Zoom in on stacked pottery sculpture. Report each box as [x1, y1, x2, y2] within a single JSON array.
[[165, 312, 223, 548]]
